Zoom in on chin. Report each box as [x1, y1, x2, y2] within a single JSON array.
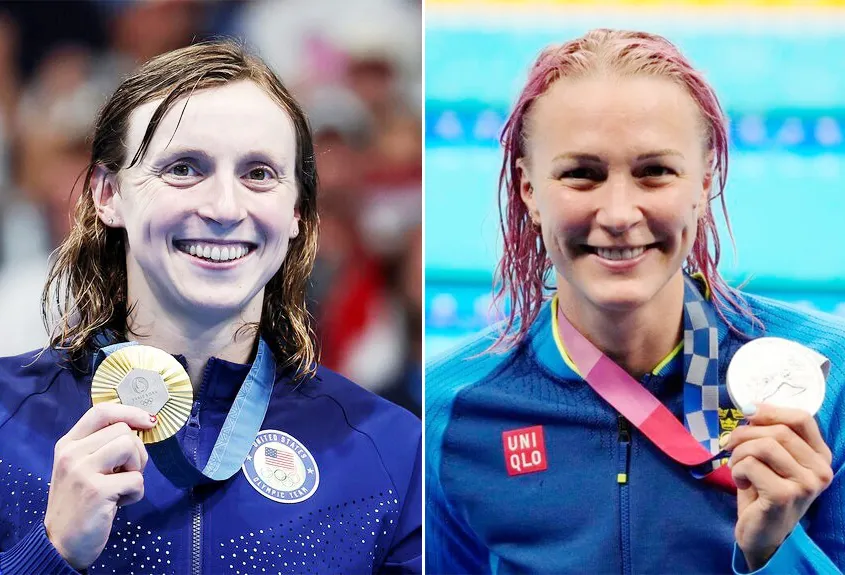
[[589, 289, 651, 313], [176, 287, 260, 318], [571, 274, 665, 314]]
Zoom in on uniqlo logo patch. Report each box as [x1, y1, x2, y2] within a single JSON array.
[[502, 425, 548, 476]]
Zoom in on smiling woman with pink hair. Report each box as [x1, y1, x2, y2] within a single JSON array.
[[426, 29, 845, 574]]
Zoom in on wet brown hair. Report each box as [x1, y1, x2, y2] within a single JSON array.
[[42, 40, 319, 379]]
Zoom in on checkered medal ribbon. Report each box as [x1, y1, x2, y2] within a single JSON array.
[[682, 275, 724, 469], [556, 274, 735, 491]]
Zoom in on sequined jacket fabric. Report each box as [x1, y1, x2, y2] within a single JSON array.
[[0, 348, 421, 575]]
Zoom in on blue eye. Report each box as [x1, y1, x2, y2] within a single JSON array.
[[245, 166, 277, 181], [167, 162, 200, 178]]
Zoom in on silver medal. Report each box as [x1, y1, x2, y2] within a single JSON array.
[[727, 337, 828, 415]]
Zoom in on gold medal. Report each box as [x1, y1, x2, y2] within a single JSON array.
[[91, 345, 193, 444]]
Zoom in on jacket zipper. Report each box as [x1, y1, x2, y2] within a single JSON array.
[[617, 415, 632, 575], [185, 400, 202, 575]]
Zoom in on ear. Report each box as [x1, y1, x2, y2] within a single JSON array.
[[696, 150, 716, 220], [516, 157, 541, 227], [289, 207, 301, 239], [91, 165, 124, 228]]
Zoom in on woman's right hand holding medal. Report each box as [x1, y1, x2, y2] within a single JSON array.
[[725, 404, 834, 570], [44, 403, 157, 571]]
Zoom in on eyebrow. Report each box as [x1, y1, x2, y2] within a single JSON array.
[[141, 149, 207, 172], [152, 147, 212, 163], [553, 149, 685, 162], [241, 148, 292, 166], [637, 149, 685, 161], [152, 146, 291, 167]]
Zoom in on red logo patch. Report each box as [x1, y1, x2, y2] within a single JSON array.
[[502, 425, 548, 476]]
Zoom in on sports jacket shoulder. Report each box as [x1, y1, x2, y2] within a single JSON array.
[[426, 292, 845, 574], [0, 346, 421, 575]]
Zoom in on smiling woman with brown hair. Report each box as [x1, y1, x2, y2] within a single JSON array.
[[426, 29, 844, 575], [43, 41, 319, 383], [0, 40, 420, 575]]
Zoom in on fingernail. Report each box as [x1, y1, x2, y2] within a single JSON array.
[[741, 404, 757, 417], [719, 433, 731, 449], [149, 414, 157, 424]]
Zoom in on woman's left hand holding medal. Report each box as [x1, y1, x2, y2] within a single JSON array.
[[723, 404, 834, 570]]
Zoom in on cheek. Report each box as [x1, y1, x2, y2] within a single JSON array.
[[253, 194, 298, 240], [646, 189, 699, 234], [122, 182, 175, 231], [537, 190, 591, 238]]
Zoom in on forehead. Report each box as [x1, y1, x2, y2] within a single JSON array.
[[527, 74, 703, 158], [125, 80, 297, 164]]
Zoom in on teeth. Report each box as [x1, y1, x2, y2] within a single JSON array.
[[177, 242, 252, 263], [596, 246, 646, 261]]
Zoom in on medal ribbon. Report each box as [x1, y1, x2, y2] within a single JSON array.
[[556, 275, 736, 493], [92, 338, 276, 489]]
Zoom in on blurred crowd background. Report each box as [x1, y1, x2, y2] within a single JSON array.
[[425, 0, 845, 360], [0, 0, 422, 416]]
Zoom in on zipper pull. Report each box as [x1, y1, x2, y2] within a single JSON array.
[[186, 400, 201, 434], [617, 415, 631, 443], [617, 415, 631, 485], [188, 400, 201, 425]]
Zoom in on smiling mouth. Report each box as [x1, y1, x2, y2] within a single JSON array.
[[582, 244, 658, 261], [173, 240, 256, 263]]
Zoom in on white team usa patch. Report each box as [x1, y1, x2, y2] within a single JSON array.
[[242, 430, 319, 503]]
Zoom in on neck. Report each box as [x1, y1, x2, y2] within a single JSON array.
[[125, 297, 262, 392], [557, 273, 685, 379]]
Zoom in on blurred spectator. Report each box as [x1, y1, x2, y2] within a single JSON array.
[[0, 13, 18, 129], [381, 225, 423, 416], [15, 44, 101, 246], [0, 0, 422, 416], [102, 0, 205, 65], [304, 83, 421, 414]]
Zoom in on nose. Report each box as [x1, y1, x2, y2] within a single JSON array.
[[197, 176, 248, 227], [594, 174, 643, 235]]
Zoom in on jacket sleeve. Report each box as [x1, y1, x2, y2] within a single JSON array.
[[425, 391, 492, 575], [0, 522, 78, 575], [426, 459, 490, 575], [379, 434, 422, 574], [425, 355, 491, 575], [732, 522, 842, 575]]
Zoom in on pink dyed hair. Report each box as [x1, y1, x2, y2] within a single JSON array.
[[492, 28, 752, 350]]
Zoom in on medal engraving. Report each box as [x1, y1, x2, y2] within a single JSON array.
[[117, 368, 170, 414], [92, 345, 193, 443], [727, 337, 827, 415]]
